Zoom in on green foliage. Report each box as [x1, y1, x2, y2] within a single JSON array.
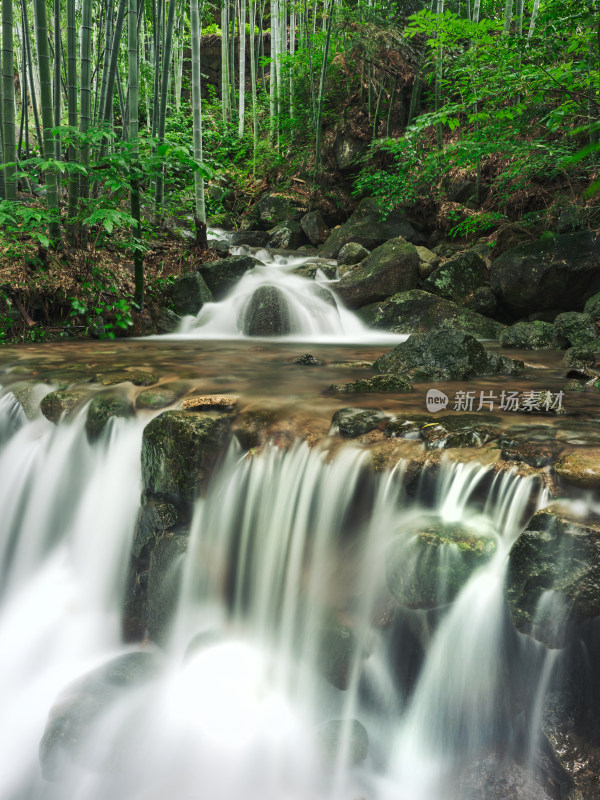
[[69, 275, 136, 339]]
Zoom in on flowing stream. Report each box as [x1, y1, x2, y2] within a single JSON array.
[[0, 388, 560, 800]]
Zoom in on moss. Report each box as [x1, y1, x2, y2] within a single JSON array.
[[85, 392, 135, 441], [40, 389, 90, 423]]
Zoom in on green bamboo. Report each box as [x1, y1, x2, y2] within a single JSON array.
[[2, 0, 16, 200], [314, 1, 333, 181], [67, 0, 79, 239], [129, 0, 144, 306], [33, 0, 61, 244], [53, 0, 61, 159], [191, 0, 207, 242], [79, 0, 92, 245], [22, 0, 43, 157], [97, 0, 115, 125], [102, 0, 127, 127], [154, 0, 177, 211]]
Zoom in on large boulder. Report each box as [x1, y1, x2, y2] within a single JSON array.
[[241, 285, 291, 336], [499, 321, 561, 349], [229, 230, 270, 247], [386, 516, 497, 609], [321, 198, 424, 258], [553, 312, 598, 347], [334, 239, 419, 309], [490, 231, 600, 314], [506, 507, 600, 647], [338, 242, 370, 268], [584, 291, 600, 321], [255, 194, 303, 228], [166, 272, 212, 316], [300, 210, 329, 246], [423, 250, 488, 303], [374, 329, 521, 381], [141, 411, 231, 503], [197, 255, 258, 299], [267, 220, 307, 250], [358, 289, 502, 339]]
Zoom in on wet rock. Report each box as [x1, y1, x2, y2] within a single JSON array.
[[358, 289, 502, 339], [242, 285, 291, 336], [562, 340, 600, 371], [95, 371, 159, 387], [424, 249, 488, 303], [499, 438, 563, 468], [321, 198, 424, 259], [132, 497, 180, 560], [85, 392, 135, 442], [292, 262, 337, 280], [385, 416, 430, 440], [40, 389, 89, 424], [181, 394, 239, 411], [501, 421, 600, 448], [419, 414, 501, 450], [141, 411, 231, 502], [499, 321, 561, 350], [506, 507, 600, 647], [331, 407, 388, 437], [490, 231, 600, 314], [294, 353, 324, 366], [255, 194, 303, 228], [146, 532, 190, 642], [465, 286, 498, 317], [334, 238, 419, 309], [229, 230, 270, 247], [317, 614, 357, 689], [40, 652, 162, 781], [232, 408, 280, 450], [555, 450, 600, 490], [338, 242, 369, 267], [553, 311, 598, 348], [300, 210, 329, 246], [583, 290, 600, 321], [156, 307, 182, 333], [374, 330, 521, 381], [452, 755, 561, 800], [135, 385, 183, 410], [166, 272, 213, 316], [267, 220, 307, 250], [326, 374, 413, 394], [316, 719, 369, 766], [198, 255, 258, 299], [386, 516, 497, 609]]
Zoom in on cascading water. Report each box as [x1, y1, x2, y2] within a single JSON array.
[[172, 237, 405, 342], [0, 393, 561, 800]]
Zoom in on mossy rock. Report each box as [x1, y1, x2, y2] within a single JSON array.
[[135, 382, 188, 410], [326, 374, 413, 394], [85, 392, 135, 442], [553, 312, 598, 348], [386, 517, 497, 609], [331, 407, 388, 437], [232, 408, 280, 450], [166, 272, 213, 316], [141, 410, 232, 501], [555, 450, 600, 490], [198, 255, 258, 300], [95, 371, 159, 387], [499, 321, 560, 350], [424, 249, 488, 303], [40, 389, 90, 424], [242, 285, 291, 336], [419, 414, 501, 450]]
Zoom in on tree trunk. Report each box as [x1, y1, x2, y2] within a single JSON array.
[[2, 0, 16, 200], [79, 0, 93, 245], [154, 0, 177, 212], [191, 0, 206, 242], [128, 0, 144, 307], [314, 1, 333, 180], [238, 0, 246, 137], [66, 0, 79, 239]]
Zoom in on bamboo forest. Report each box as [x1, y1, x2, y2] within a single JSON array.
[[2, 1, 600, 800]]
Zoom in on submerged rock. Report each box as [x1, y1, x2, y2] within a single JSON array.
[[141, 411, 231, 502], [135, 383, 186, 410], [506, 507, 600, 647], [334, 238, 419, 309], [374, 329, 521, 381], [198, 255, 258, 299], [386, 517, 497, 609], [166, 272, 213, 316], [85, 392, 135, 442], [490, 231, 600, 313], [316, 719, 369, 766], [358, 289, 502, 339], [419, 414, 501, 450], [331, 407, 388, 437], [242, 285, 291, 336], [326, 374, 413, 394]]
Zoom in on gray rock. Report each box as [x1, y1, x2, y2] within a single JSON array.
[[198, 255, 258, 299], [255, 194, 303, 228], [229, 230, 271, 247], [300, 210, 329, 246], [156, 307, 182, 334], [267, 220, 307, 250], [334, 238, 419, 309], [242, 285, 291, 336], [166, 272, 212, 316], [465, 286, 498, 316], [415, 246, 439, 279], [337, 242, 370, 267]]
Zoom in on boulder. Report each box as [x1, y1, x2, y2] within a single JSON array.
[[333, 134, 367, 171], [553, 312, 598, 347], [506, 507, 600, 647], [229, 230, 271, 247], [583, 291, 600, 321], [267, 220, 307, 250], [386, 516, 497, 609], [156, 307, 182, 333], [415, 246, 439, 279], [166, 272, 212, 316], [465, 286, 497, 317], [141, 411, 231, 502], [418, 414, 501, 450], [255, 194, 302, 228], [321, 198, 424, 259], [136, 383, 187, 410], [326, 374, 413, 394], [374, 329, 521, 381], [448, 178, 477, 204], [300, 211, 329, 246], [242, 285, 291, 336], [555, 450, 600, 490], [490, 223, 536, 260], [424, 250, 488, 303], [562, 339, 600, 371], [292, 262, 337, 280], [490, 231, 600, 313], [358, 290, 502, 339], [40, 389, 89, 424], [499, 321, 560, 350], [334, 239, 419, 309], [331, 407, 388, 437], [337, 242, 369, 267], [85, 392, 135, 442], [198, 255, 258, 299]]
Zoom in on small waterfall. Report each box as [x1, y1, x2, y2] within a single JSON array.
[[0, 392, 564, 800], [173, 242, 405, 342]]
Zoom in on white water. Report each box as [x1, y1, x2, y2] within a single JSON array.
[[0, 393, 558, 800], [167, 233, 407, 343]]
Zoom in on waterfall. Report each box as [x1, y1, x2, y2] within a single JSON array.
[[0, 393, 559, 800]]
